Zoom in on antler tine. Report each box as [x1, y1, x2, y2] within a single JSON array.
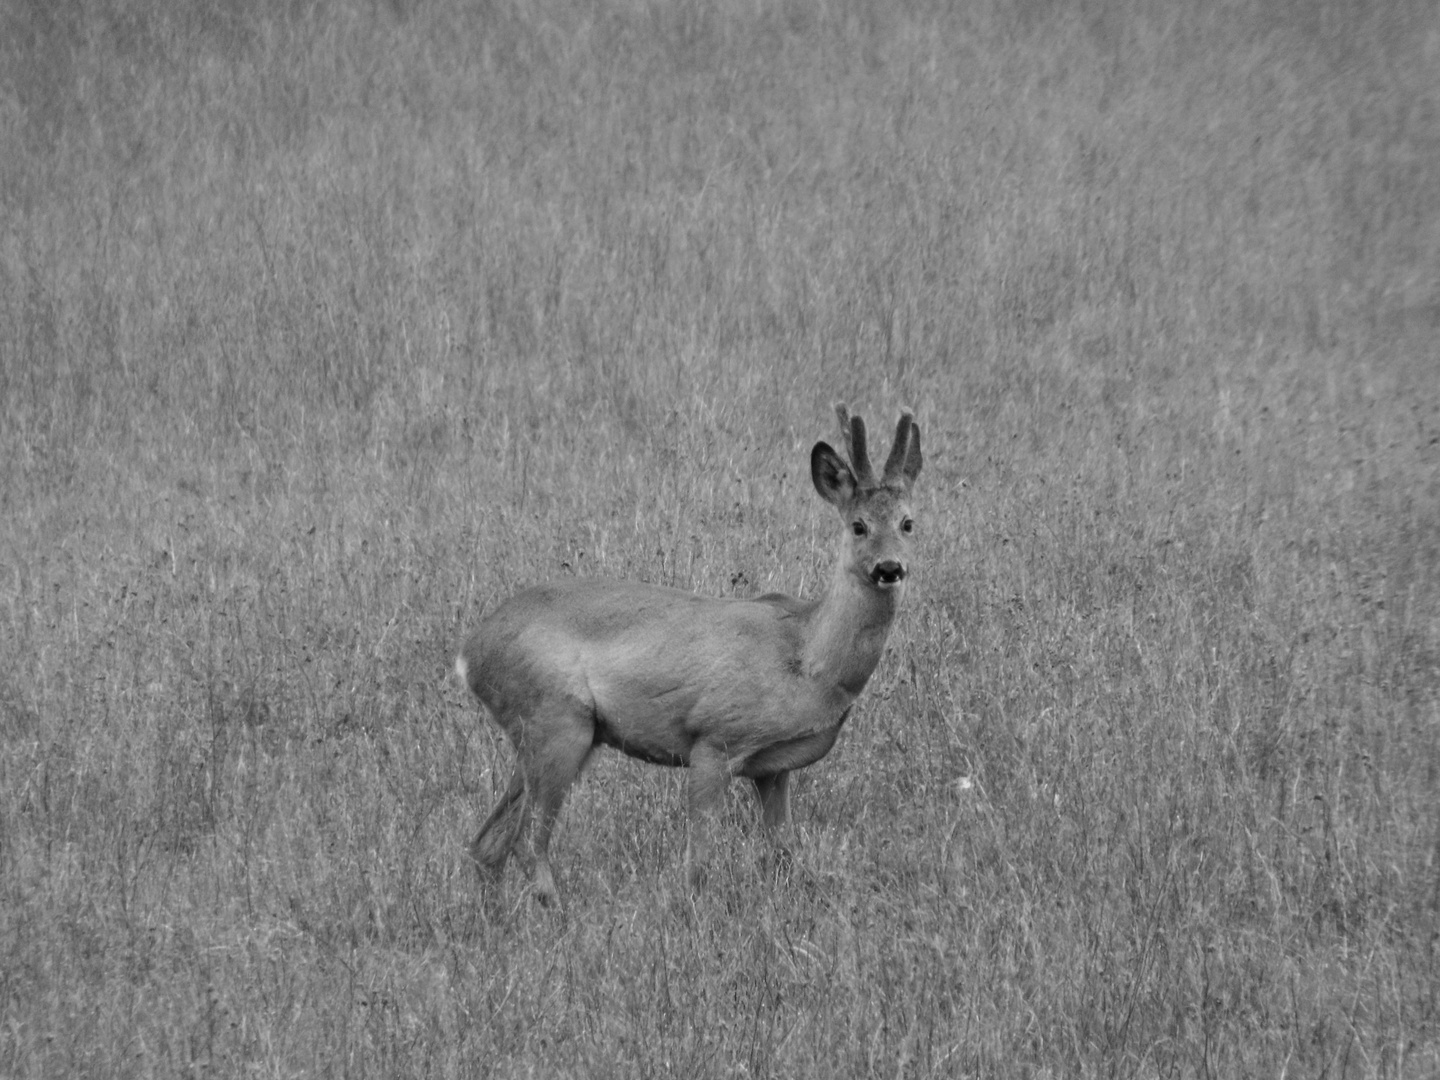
[[881, 408, 915, 485], [834, 403, 874, 485], [905, 419, 922, 479]]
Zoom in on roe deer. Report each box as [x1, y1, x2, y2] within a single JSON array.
[[455, 405, 922, 904]]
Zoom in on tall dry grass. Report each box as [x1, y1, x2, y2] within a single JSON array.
[[1, 0, 1437, 1075]]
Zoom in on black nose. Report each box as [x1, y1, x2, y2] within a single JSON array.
[[871, 560, 906, 585]]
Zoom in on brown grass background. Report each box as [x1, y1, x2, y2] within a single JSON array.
[[2, 0, 1437, 1075]]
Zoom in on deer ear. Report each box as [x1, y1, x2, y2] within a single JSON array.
[[811, 441, 857, 508]]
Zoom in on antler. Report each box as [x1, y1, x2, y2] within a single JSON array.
[[834, 403, 875, 486], [881, 408, 922, 489]]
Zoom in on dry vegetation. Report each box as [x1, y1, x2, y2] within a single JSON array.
[[2, 0, 1438, 1075]]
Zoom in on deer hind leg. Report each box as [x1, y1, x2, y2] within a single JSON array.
[[752, 770, 791, 831], [522, 706, 596, 906], [469, 765, 528, 875]]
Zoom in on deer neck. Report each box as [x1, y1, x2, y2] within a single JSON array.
[[803, 561, 901, 699]]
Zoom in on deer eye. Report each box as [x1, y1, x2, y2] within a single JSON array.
[[851, 520, 868, 537], [901, 518, 915, 534]]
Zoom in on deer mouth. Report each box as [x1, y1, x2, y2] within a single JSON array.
[[870, 561, 907, 587]]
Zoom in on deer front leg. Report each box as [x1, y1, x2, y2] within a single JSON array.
[[752, 771, 791, 830], [685, 740, 731, 891], [753, 771, 797, 879]]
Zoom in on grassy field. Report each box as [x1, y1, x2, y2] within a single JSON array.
[[2, 0, 1438, 1075]]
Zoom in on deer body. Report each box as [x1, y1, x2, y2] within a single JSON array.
[[456, 406, 922, 904]]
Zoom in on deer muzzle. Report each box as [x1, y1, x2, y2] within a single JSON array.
[[870, 560, 907, 587]]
